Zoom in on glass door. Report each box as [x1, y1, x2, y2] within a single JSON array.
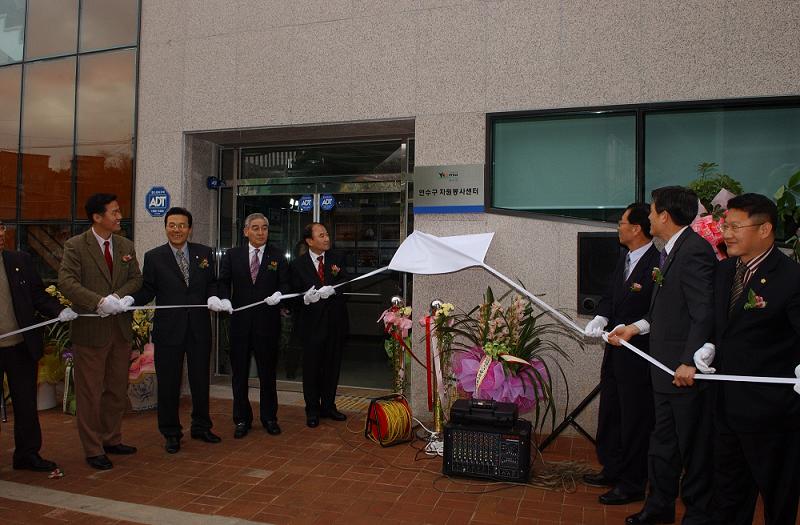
[[225, 180, 410, 391]]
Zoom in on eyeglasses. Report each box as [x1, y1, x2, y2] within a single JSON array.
[[720, 222, 765, 233], [617, 221, 631, 227], [166, 223, 189, 230]]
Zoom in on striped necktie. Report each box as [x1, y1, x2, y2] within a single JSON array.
[[250, 249, 260, 284], [176, 250, 189, 286], [728, 260, 747, 316]]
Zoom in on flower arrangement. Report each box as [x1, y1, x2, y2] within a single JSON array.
[[378, 301, 413, 394], [652, 267, 664, 286], [436, 287, 581, 433], [743, 289, 767, 310], [129, 308, 155, 382], [198, 257, 209, 269], [39, 286, 72, 384], [331, 264, 340, 277]]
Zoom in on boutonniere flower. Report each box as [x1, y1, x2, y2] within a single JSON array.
[[121, 254, 133, 263], [267, 260, 278, 271], [652, 267, 664, 287], [630, 282, 642, 292], [198, 257, 209, 269], [330, 264, 340, 277], [743, 289, 767, 310]]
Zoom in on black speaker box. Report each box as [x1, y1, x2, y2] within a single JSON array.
[[577, 232, 622, 315]]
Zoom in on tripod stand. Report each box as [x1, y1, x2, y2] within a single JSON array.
[[539, 383, 600, 451]]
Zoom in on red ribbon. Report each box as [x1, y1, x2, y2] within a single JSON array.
[[425, 316, 433, 411]]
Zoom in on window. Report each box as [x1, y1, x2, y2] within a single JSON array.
[[24, 0, 79, 60], [79, 0, 139, 52], [488, 99, 800, 223], [0, 0, 25, 65], [492, 113, 635, 220], [0, 64, 20, 218]]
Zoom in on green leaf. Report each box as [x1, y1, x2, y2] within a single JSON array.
[[789, 170, 800, 189]]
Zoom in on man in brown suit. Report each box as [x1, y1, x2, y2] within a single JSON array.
[[58, 193, 143, 470]]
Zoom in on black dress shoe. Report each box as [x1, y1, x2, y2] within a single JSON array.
[[625, 509, 675, 524], [599, 487, 645, 505], [306, 416, 319, 428], [103, 443, 137, 455], [191, 430, 221, 443], [321, 408, 347, 421], [13, 453, 57, 472], [86, 455, 113, 470], [264, 420, 282, 435], [582, 472, 616, 487], [233, 422, 250, 439], [165, 436, 181, 454]]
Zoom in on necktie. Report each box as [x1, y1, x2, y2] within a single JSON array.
[[728, 260, 747, 316], [176, 250, 189, 286], [317, 255, 325, 284], [250, 249, 259, 284], [658, 249, 667, 269], [103, 240, 113, 276], [624, 253, 632, 281]]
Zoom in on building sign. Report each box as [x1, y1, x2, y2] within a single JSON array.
[[145, 186, 170, 217], [299, 195, 313, 213], [413, 164, 484, 214], [320, 194, 336, 211]]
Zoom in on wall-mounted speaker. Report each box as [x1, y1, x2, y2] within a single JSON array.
[[577, 232, 622, 315]]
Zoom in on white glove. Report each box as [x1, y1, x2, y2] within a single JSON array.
[[693, 343, 716, 374], [58, 307, 78, 322], [264, 291, 282, 306], [219, 298, 233, 314], [303, 286, 320, 305], [119, 295, 135, 310], [207, 296, 224, 312], [584, 315, 608, 338], [318, 285, 336, 299], [602, 324, 625, 344], [794, 364, 800, 396], [97, 295, 122, 317]]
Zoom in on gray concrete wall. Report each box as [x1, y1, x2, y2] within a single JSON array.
[[134, 0, 800, 434]]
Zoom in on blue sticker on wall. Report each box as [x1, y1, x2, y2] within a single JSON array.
[[320, 194, 336, 211], [145, 186, 170, 217], [299, 195, 313, 213]]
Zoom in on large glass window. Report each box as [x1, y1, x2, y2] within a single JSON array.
[[0, 0, 25, 65], [0, 64, 20, 218], [645, 107, 800, 198], [79, 0, 139, 52], [492, 113, 636, 220], [489, 100, 800, 224], [24, 0, 78, 60], [20, 57, 75, 219], [76, 49, 136, 216]]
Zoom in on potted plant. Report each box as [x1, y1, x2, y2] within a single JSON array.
[[435, 287, 582, 436], [775, 170, 800, 262], [688, 162, 743, 216]]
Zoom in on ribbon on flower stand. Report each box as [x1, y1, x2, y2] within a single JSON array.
[[474, 352, 533, 392]]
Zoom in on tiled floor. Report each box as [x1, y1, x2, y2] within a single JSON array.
[[0, 395, 785, 525]]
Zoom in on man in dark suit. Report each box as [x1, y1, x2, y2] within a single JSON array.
[[610, 186, 716, 525], [124, 207, 221, 453], [59, 193, 143, 470], [218, 212, 289, 439], [290, 222, 349, 428], [583, 203, 659, 505], [0, 220, 77, 471], [694, 194, 799, 525]]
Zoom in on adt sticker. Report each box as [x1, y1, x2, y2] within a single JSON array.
[[299, 195, 313, 213], [145, 186, 170, 217], [320, 194, 336, 211]]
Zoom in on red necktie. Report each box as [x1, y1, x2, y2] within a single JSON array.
[[316, 255, 325, 284], [103, 240, 113, 276]]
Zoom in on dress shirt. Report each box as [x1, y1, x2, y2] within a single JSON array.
[[625, 241, 654, 281], [91, 227, 113, 259], [738, 244, 774, 287]]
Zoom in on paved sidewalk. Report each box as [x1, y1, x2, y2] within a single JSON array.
[[0, 394, 778, 525]]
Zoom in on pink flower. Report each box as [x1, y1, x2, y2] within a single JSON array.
[[121, 254, 133, 263], [630, 282, 642, 292]]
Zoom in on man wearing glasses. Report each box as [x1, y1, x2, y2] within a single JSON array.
[[0, 221, 77, 472], [695, 193, 800, 525], [124, 207, 221, 453]]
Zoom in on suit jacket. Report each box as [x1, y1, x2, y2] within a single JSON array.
[[597, 244, 661, 385], [289, 251, 349, 346], [132, 242, 216, 347], [58, 229, 143, 347], [713, 247, 800, 432], [646, 228, 716, 393], [218, 244, 289, 340], [2, 249, 64, 360]]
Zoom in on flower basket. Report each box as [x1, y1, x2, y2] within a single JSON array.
[[128, 342, 157, 412]]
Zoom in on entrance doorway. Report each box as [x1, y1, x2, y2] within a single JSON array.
[[218, 179, 411, 391]]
